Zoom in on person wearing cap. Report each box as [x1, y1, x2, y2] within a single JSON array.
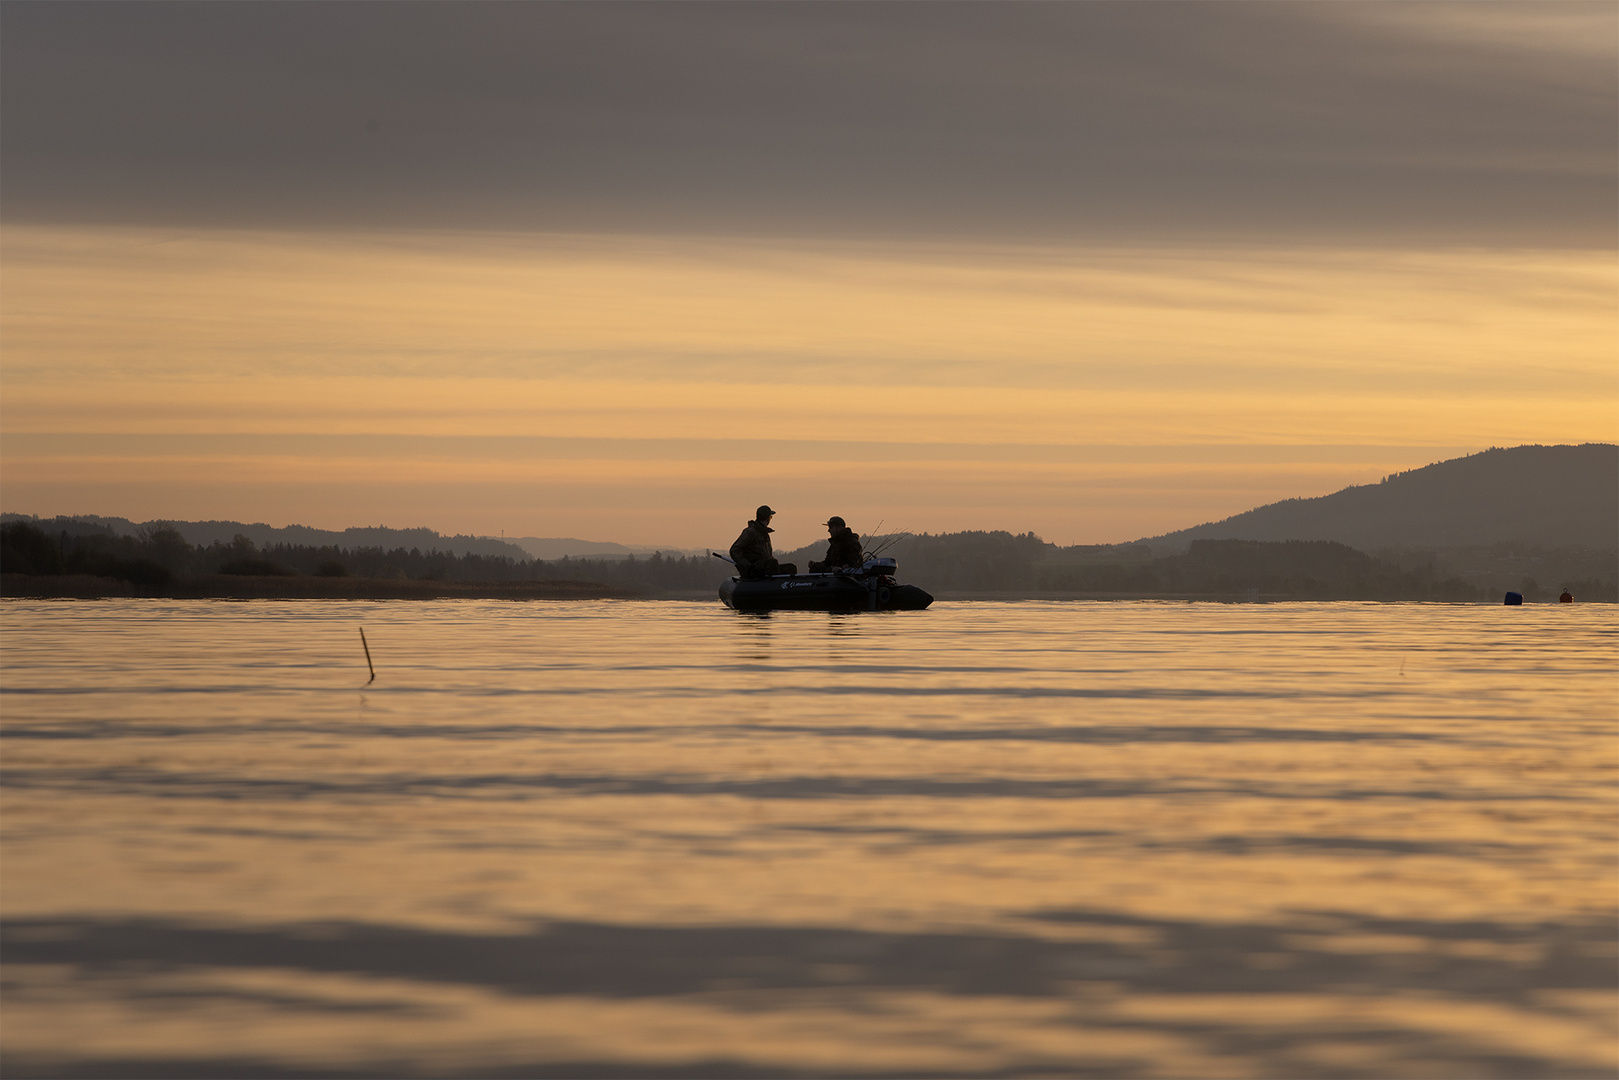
[[729, 505, 797, 579], [808, 516, 863, 574]]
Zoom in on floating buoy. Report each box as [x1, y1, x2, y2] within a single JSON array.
[[1559, 589, 1573, 603], [1503, 592, 1524, 606]]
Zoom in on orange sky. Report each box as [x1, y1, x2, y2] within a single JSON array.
[[3, 226, 1613, 548]]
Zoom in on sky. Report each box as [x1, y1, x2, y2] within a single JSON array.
[[2, 2, 1615, 550]]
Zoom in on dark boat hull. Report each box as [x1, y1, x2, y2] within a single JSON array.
[[719, 574, 933, 612]]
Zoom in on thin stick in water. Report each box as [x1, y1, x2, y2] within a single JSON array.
[[360, 627, 376, 684]]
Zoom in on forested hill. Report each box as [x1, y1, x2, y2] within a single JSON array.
[[1142, 444, 1617, 552], [0, 515, 705, 561], [0, 514, 534, 561]]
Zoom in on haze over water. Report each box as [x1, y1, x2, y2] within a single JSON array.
[[1, 598, 1613, 1077]]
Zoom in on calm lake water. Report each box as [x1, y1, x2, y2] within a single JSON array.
[[1, 598, 1614, 1078]]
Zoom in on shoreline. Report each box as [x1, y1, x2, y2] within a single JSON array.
[[4, 576, 1601, 603], [0, 574, 639, 601]]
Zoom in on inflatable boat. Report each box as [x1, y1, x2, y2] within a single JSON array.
[[718, 557, 934, 612]]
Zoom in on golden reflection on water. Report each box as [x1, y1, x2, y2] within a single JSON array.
[[2, 599, 1614, 1077]]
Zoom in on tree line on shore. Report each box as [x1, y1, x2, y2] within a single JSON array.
[[7, 517, 1610, 601], [0, 520, 725, 591]]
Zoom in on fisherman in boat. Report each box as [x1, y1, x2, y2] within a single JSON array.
[[729, 505, 797, 579], [808, 516, 863, 574]]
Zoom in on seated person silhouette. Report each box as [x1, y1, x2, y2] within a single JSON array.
[[729, 505, 797, 579], [808, 516, 863, 574]]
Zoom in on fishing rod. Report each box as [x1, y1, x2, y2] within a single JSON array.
[[859, 519, 885, 561], [867, 525, 911, 559]]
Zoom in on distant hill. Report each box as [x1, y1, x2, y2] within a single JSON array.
[[0, 514, 707, 563], [1142, 444, 1617, 553], [507, 537, 707, 560], [508, 537, 637, 560], [0, 514, 535, 561]]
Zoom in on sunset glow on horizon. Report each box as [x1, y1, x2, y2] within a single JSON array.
[[3, 225, 1613, 548]]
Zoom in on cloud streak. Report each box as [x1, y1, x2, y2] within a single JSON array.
[[4, 3, 1613, 244], [5, 227, 1611, 391]]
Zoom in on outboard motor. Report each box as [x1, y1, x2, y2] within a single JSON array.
[[859, 557, 898, 577]]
